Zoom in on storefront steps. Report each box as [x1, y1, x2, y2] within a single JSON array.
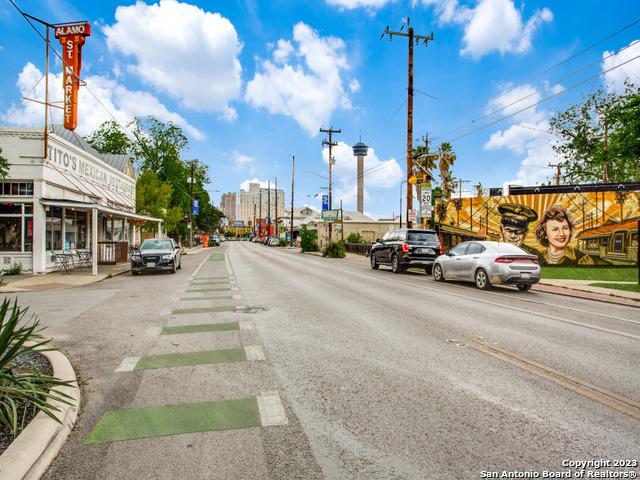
[[0, 263, 131, 293]]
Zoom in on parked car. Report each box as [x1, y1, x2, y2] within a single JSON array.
[[131, 238, 182, 275], [432, 241, 540, 291], [370, 228, 442, 274]]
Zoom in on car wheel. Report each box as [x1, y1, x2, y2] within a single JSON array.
[[391, 254, 403, 274], [433, 264, 444, 282], [370, 252, 379, 270], [475, 268, 491, 290], [517, 284, 532, 292]]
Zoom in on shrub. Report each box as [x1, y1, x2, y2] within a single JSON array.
[[346, 232, 363, 244], [300, 225, 319, 253], [0, 299, 74, 438], [322, 241, 346, 258], [3, 263, 22, 276]]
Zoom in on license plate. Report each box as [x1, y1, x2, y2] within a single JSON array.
[[521, 272, 530, 279], [146, 262, 155, 268]]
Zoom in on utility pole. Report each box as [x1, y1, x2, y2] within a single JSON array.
[[382, 18, 434, 228], [290, 155, 295, 246], [320, 126, 341, 241], [189, 160, 196, 247], [548, 163, 561, 186], [275, 177, 279, 239], [457, 178, 469, 227], [267, 181, 271, 236]]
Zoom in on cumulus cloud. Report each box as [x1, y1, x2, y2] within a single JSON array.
[[318, 141, 402, 209], [2, 62, 203, 139], [483, 83, 558, 185], [103, 0, 242, 120], [414, 0, 552, 59], [245, 22, 355, 136], [325, 0, 395, 9], [602, 39, 640, 93]]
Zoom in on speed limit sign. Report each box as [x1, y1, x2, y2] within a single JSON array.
[[420, 185, 433, 215]]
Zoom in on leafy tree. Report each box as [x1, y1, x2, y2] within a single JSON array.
[[0, 147, 9, 179], [135, 170, 173, 232], [549, 82, 640, 183], [85, 121, 132, 155]]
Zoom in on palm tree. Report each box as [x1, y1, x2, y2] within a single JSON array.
[[438, 142, 456, 197]]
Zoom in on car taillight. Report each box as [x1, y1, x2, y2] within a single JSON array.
[[495, 257, 513, 263], [401, 242, 410, 253]]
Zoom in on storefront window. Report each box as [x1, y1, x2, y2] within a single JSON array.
[[0, 202, 32, 253], [47, 207, 62, 251]]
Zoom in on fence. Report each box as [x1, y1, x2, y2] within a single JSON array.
[[98, 241, 129, 264], [344, 242, 371, 256]]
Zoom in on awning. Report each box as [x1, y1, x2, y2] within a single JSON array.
[[40, 199, 162, 224]]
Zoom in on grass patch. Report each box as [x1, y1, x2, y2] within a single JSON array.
[[589, 282, 640, 293], [542, 266, 637, 282]]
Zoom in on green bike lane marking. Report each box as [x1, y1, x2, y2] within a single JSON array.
[[85, 398, 261, 445], [161, 322, 240, 335], [135, 348, 246, 370], [172, 306, 235, 315]]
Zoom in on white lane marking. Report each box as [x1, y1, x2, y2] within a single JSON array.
[[257, 393, 288, 426], [244, 345, 266, 361], [239, 321, 254, 330], [115, 357, 140, 372], [258, 246, 640, 341], [190, 252, 212, 279], [145, 327, 162, 336]]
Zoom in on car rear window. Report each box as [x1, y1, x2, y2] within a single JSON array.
[[495, 243, 530, 255], [407, 231, 438, 243]]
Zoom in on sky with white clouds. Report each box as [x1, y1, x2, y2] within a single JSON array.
[[1, 0, 639, 219]]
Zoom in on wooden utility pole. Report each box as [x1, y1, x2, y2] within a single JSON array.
[[548, 163, 561, 185], [290, 155, 295, 246], [320, 127, 341, 241], [382, 18, 434, 228], [189, 160, 196, 247]]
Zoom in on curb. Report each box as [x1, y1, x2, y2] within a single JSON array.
[[0, 348, 80, 480]]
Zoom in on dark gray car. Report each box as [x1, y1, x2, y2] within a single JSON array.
[[131, 238, 182, 275]]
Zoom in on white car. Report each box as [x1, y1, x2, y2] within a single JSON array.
[[432, 241, 541, 291]]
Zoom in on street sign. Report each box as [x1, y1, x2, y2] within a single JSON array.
[[321, 209, 339, 220], [420, 186, 433, 216], [322, 194, 329, 210], [192, 199, 199, 215], [408, 209, 416, 222]]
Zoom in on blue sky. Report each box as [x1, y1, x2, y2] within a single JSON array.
[[1, 0, 639, 219]]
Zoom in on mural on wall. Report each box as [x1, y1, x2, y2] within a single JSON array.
[[441, 190, 639, 265]]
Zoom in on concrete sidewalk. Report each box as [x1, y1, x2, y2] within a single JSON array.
[[0, 263, 131, 293]]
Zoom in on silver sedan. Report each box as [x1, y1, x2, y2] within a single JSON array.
[[432, 241, 541, 291]]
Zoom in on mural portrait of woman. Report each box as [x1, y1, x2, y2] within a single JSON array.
[[533, 205, 594, 265]]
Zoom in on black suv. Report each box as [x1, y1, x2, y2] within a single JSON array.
[[370, 228, 442, 274]]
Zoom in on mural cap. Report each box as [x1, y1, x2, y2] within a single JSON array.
[[498, 204, 538, 229]]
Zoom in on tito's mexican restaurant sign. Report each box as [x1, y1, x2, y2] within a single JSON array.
[[54, 23, 91, 131]]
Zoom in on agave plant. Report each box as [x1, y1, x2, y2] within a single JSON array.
[[0, 299, 74, 437]]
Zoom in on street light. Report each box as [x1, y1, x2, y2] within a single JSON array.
[[399, 180, 407, 228]]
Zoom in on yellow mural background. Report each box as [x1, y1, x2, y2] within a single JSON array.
[[442, 190, 639, 265]]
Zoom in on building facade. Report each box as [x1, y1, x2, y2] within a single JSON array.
[[0, 125, 161, 275], [237, 182, 285, 227], [220, 192, 237, 223]]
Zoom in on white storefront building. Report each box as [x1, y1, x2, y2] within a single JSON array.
[[0, 125, 162, 275]]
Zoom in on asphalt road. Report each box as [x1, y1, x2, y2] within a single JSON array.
[[9, 242, 640, 479]]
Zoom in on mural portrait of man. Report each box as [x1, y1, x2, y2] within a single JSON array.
[[497, 204, 538, 247]]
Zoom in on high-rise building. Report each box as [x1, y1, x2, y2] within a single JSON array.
[[237, 182, 285, 227], [220, 192, 237, 223]]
